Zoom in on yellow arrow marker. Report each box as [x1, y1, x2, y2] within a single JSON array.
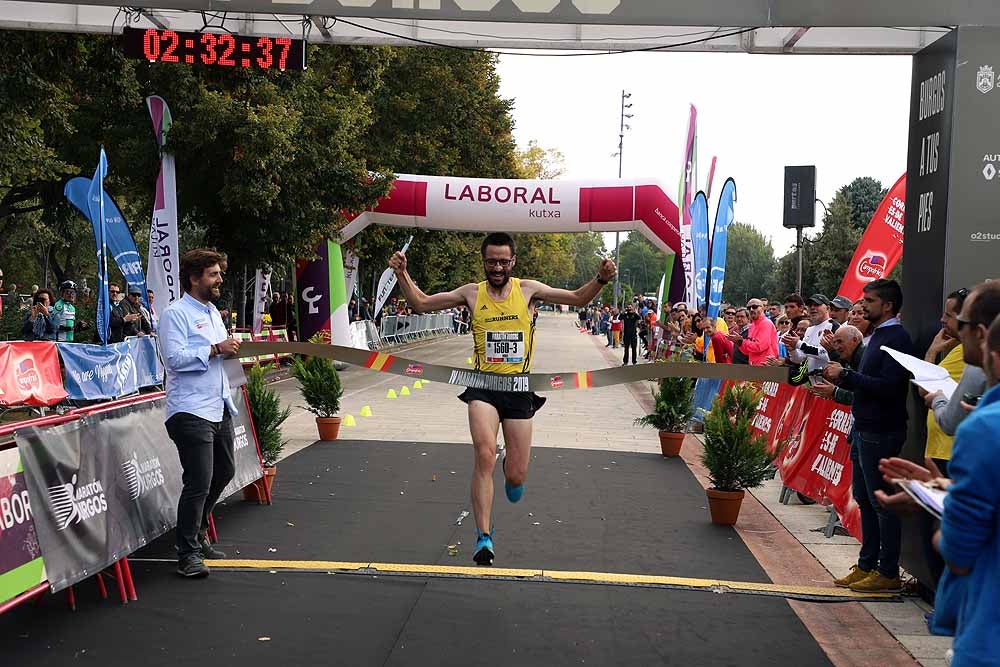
[[400, 386, 411, 396], [413, 381, 423, 389], [360, 406, 373, 417], [386, 389, 398, 399], [466, 357, 473, 365], [342, 414, 357, 427]]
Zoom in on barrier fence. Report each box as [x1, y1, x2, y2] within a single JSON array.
[[0, 383, 264, 611], [698, 379, 861, 540]]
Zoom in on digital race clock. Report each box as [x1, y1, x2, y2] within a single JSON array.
[[122, 27, 306, 71]]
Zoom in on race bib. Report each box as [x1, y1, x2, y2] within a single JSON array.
[[485, 330, 524, 364]]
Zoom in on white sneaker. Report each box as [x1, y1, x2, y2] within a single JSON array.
[[945, 648, 953, 666]]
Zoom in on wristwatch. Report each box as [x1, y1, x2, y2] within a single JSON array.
[[596, 275, 610, 285]]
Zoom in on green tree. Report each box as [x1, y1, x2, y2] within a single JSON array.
[[839, 177, 886, 231], [617, 231, 664, 297], [515, 140, 565, 180], [810, 192, 863, 297], [721, 223, 776, 305]]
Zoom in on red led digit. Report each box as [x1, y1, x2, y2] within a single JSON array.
[[275, 38, 291, 71], [218, 34, 236, 66], [162, 30, 180, 63], [256, 37, 273, 69], [200, 33, 218, 65], [142, 29, 160, 61]]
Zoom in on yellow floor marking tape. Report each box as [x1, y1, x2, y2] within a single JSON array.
[[206, 559, 897, 601]]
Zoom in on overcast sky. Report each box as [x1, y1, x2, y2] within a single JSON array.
[[496, 51, 912, 257]]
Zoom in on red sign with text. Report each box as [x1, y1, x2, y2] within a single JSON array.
[[837, 174, 906, 302], [0, 342, 68, 407], [715, 381, 861, 540]]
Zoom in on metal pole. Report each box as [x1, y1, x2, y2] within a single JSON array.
[[796, 227, 803, 295], [613, 90, 627, 310]]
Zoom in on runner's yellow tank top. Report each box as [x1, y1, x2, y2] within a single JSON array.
[[472, 278, 535, 374]]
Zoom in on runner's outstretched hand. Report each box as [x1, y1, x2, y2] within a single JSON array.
[[598, 258, 616, 282], [389, 251, 407, 275]]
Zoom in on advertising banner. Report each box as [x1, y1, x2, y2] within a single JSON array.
[[0, 448, 46, 607], [374, 235, 413, 318], [146, 95, 181, 309], [252, 269, 272, 335], [678, 104, 698, 306], [706, 178, 737, 321], [778, 395, 861, 539], [338, 174, 682, 258], [0, 342, 68, 407], [16, 389, 261, 592], [837, 174, 906, 301], [58, 338, 162, 401], [295, 239, 334, 343], [690, 192, 710, 310]]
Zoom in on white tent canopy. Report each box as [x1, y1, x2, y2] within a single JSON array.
[[1, 1, 987, 54]]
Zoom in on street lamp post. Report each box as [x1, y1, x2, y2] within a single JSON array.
[[612, 89, 633, 309]]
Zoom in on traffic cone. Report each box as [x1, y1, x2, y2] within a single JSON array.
[[360, 406, 373, 417], [400, 386, 410, 396], [387, 389, 398, 399], [343, 414, 356, 427]]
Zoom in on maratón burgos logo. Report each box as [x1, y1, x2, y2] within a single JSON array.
[[122, 452, 165, 500], [47, 474, 108, 531], [233, 424, 250, 451]]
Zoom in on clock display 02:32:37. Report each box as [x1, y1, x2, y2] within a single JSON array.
[[122, 27, 304, 71]]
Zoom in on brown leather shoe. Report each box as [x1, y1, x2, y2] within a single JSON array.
[[833, 565, 874, 588], [850, 573, 903, 594]]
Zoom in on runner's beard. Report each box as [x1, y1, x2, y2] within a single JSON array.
[[486, 269, 511, 289]]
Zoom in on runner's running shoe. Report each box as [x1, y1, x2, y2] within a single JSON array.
[[473, 529, 494, 566], [501, 450, 524, 503]]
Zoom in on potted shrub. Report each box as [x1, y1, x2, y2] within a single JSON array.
[[243, 363, 290, 502], [291, 334, 344, 441], [701, 382, 782, 525], [634, 356, 696, 457]]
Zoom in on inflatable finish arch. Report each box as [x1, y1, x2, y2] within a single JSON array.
[[339, 174, 682, 257], [298, 174, 683, 348]]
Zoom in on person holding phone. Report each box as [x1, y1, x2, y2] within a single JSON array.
[[20, 289, 58, 341]]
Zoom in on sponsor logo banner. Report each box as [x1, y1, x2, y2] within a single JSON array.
[[0, 342, 68, 408], [837, 174, 906, 302], [16, 389, 261, 591], [0, 448, 46, 606], [58, 338, 161, 401]]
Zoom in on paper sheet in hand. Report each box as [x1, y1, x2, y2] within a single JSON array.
[[899, 480, 947, 519], [883, 346, 959, 399]]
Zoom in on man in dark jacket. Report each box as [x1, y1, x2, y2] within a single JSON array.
[[824, 279, 912, 593], [110, 286, 152, 342]]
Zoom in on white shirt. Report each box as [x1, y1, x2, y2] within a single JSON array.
[[789, 318, 836, 373], [158, 293, 238, 422]]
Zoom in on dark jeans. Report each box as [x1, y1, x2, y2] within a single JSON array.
[[166, 411, 236, 560], [850, 429, 906, 578], [623, 336, 638, 364]]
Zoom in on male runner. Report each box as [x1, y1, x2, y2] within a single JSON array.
[[389, 232, 616, 565]]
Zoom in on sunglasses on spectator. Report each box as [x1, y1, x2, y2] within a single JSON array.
[[747, 304, 761, 310], [724, 310, 736, 316], [957, 317, 973, 331]]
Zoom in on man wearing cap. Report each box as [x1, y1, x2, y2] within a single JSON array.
[[110, 285, 152, 342], [782, 294, 838, 375], [829, 296, 853, 325]]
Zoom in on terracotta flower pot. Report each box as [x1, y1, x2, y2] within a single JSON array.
[[242, 466, 276, 503], [657, 431, 685, 458], [316, 416, 342, 441], [706, 488, 745, 525]]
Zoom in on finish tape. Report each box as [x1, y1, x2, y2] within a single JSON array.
[[237, 342, 788, 392]]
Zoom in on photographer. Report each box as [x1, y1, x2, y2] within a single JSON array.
[[20, 289, 58, 341], [110, 286, 152, 343]]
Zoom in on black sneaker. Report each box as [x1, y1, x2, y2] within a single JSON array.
[[199, 536, 227, 560], [177, 556, 210, 578]]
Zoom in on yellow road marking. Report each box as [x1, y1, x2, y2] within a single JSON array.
[[205, 559, 896, 600]]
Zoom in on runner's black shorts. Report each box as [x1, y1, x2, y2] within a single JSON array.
[[458, 387, 546, 420]]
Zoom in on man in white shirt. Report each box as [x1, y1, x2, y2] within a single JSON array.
[[783, 293, 839, 375], [159, 249, 241, 578]]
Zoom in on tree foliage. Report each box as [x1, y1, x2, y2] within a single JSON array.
[[721, 223, 776, 305], [617, 231, 664, 297], [839, 176, 886, 231]]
